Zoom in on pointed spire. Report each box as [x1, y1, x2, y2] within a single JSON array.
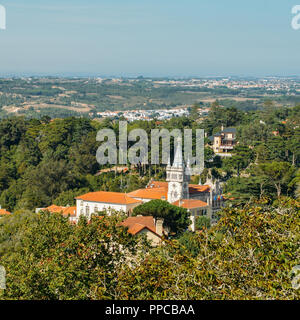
[[172, 137, 184, 168], [167, 155, 171, 169]]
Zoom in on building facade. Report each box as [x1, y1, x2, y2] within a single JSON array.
[[210, 127, 237, 156], [39, 140, 224, 232]]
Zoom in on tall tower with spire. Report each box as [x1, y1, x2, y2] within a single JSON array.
[[166, 138, 191, 203]]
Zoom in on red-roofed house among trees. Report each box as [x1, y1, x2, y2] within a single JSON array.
[[72, 140, 224, 231], [39, 139, 224, 232], [36, 205, 77, 222], [120, 216, 164, 246]]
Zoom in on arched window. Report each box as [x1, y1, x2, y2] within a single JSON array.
[[86, 206, 90, 216]]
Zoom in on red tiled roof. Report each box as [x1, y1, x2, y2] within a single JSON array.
[[76, 191, 142, 205], [43, 205, 77, 217], [45, 205, 64, 213], [172, 199, 208, 209], [0, 209, 11, 216], [120, 216, 158, 235], [127, 223, 149, 235], [128, 181, 210, 201], [147, 181, 168, 189], [128, 188, 168, 201], [62, 206, 77, 217], [148, 181, 210, 194], [189, 184, 210, 194]]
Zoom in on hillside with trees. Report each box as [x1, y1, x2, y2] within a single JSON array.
[[0, 102, 299, 300], [0, 198, 299, 300]]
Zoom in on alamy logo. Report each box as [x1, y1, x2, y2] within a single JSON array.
[[96, 122, 204, 176], [0, 265, 6, 290], [292, 5, 300, 30], [0, 4, 6, 30]]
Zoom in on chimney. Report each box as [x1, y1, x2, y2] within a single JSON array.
[[155, 218, 164, 237], [221, 125, 224, 131]]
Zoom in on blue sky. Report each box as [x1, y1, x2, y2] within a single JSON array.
[[0, 0, 299, 77]]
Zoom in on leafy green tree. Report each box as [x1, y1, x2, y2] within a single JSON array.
[[223, 145, 254, 177], [116, 198, 300, 300], [132, 200, 190, 236], [258, 161, 295, 198], [0, 211, 138, 300], [53, 188, 90, 206], [189, 104, 200, 119], [195, 216, 211, 230], [177, 231, 201, 257]]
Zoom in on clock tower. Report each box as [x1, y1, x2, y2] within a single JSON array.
[[167, 139, 191, 203]]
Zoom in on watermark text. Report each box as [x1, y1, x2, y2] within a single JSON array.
[[0, 4, 6, 30], [292, 5, 300, 30]]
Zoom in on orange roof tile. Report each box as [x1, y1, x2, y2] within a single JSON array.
[[45, 205, 65, 213], [128, 181, 210, 201], [148, 181, 210, 194], [43, 205, 76, 217], [127, 223, 150, 235], [147, 181, 168, 189], [128, 188, 168, 201], [62, 206, 77, 217], [0, 209, 11, 216], [189, 184, 210, 194], [120, 216, 159, 235], [76, 191, 142, 205], [172, 199, 208, 209]]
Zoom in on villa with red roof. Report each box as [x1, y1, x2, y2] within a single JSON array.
[[75, 191, 142, 219], [120, 216, 164, 246], [72, 140, 224, 231], [38, 140, 224, 233]]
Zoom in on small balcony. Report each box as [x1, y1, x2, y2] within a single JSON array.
[[220, 145, 234, 150]]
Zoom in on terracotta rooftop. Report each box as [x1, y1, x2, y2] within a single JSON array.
[[147, 181, 168, 189], [120, 216, 159, 236], [128, 188, 168, 201], [76, 191, 142, 205], [45, 205, 65, 213], [43, 205, 77, 217], [0, 209, 11, 216], [189, 184, 210, 194], [172, 199, 208, 209], [128, 181, 210, 201], [62, 206, 77, 217], [148, 181, 210, 193]]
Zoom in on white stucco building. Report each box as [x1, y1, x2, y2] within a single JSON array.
[[75, 191, 142, 220]]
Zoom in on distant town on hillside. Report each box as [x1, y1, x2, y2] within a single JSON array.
[[0, 76, 299, 119]]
